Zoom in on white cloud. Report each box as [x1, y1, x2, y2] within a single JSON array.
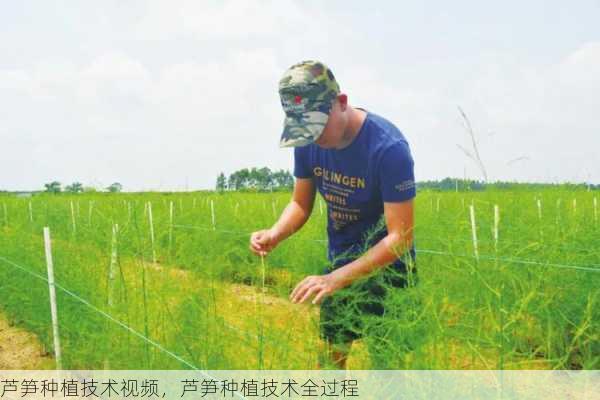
[[147, 47, 281, 126], [0, 70, 33, 92], [0, 3, 598, 190], [328, 42, 600, 183], [135, 0, 308, 41], [76, 53, 152, 100], [0, 46, 290, 191]]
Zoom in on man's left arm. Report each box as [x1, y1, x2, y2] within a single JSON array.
[[290, 200, 414, 304], [328, 199, 414, 286]]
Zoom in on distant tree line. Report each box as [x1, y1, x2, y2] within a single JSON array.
[[42, 181, 123, 193], [1, 177, 597, 194], [216, 168, 294, 192], [418, 177, 600, 191], [216, 174, 599, 192]]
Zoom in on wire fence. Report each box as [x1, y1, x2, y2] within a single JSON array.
[[172, 224, 600, 273], [0, 197, 598, 372]]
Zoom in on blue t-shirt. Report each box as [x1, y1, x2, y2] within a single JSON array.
[[294, 110, 416, 271]]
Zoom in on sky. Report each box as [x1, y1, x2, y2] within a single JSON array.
[[0, 0, 599, 191]]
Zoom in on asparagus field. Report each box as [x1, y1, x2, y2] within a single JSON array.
[[0, 189, 598, 369]]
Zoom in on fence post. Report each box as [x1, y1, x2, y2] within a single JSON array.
[[70, 201, 77, 236], [169, 201, 174, 260], [493, 205, 499, 252], [43, 227, 63, 370], [469, 205, 479, 261], [148, 202, 157, 264], [211, 200, 216, 230]]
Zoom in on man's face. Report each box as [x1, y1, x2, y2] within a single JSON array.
[[314, 96, 348, 149]]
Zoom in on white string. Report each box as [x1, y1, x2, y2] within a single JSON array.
[[0, 254, 290, 381], [0, 254, 255, 395], [416, 249, 600, 273], [172, 224, 600, 273]]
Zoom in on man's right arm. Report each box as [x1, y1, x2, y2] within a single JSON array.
[[249, 178, 316, 256], [271, 177, 316, 243]]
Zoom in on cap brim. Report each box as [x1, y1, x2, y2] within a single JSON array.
[[278, 111, 329, 148]]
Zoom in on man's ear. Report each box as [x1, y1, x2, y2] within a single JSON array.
[[336, 93, 348, 111]]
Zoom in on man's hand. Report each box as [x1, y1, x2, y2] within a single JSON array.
[[290, 273, 345, 305], [249, 229, 279, 257]]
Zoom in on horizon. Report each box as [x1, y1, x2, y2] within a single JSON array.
[[3, 176, 598, 194]]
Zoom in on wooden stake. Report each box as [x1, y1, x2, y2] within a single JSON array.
[[70, 201, 77, 236], [469, 205, 479, 261], [493, 205, 499, 251], [211, 200, 216, 230], [43, 227, 62, 370], [108, 224, 119, 307], [147, 202, 156, 264], [88, 201, 94, 226], [169, 201, 174, 258]]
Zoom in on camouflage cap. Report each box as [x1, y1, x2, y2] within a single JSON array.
[[278, 60, 340, 148]]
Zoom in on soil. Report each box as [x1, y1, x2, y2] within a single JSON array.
[[0, 311, 54, 369]]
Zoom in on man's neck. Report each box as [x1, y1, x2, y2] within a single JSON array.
[[337, 106, 367, 149]]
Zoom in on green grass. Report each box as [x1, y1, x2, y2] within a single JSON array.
[[0, 189, 598, 369]]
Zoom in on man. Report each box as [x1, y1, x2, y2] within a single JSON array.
[[249, 60, 417, 368]]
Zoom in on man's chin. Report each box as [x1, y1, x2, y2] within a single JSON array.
[[315, 138, 332, 149]]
